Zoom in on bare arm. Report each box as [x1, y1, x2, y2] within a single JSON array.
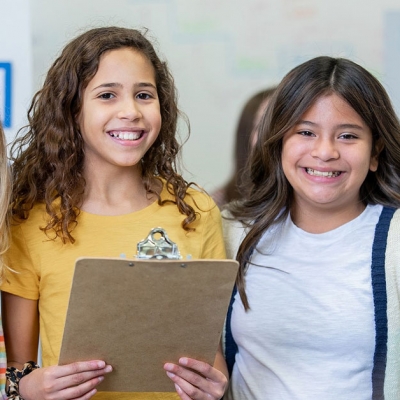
[[2, 292, 39, 368], [2, 292, 112, 400]]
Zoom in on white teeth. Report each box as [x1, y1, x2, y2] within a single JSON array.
[[306, 168, 340, 177], [110, 131, 142, 140]]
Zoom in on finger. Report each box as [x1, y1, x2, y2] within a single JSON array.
[[165, 366, 205, 390], [53, 361, 109, 379], [166, 371, 205, 400], [57, 375, 104, 400], [70, 388, 98, 400], [174, 383, 192, 400], [164, 360, 226, 399], [179, 357, 222, 381], [55, 365, 113, 391]]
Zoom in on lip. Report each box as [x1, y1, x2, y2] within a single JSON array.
[[107, 127, 147, 134]]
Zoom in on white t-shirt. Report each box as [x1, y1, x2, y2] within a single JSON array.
[[225, 204, 383, 400]]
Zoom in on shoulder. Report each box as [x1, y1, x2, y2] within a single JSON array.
[[11, 202, 48, 232], [7, 204, 48, 258], [382, 208, 400, 398], [209, 187, 227, 209], [160, 182, 218, 212], [385, 208, 400, 245], [158, 182, 224, 237], [371, 206, 400, 240], [186, 185, 217, 210], [389, 208, 400, 229], [376, 207, 400, 271], [221, 209, 248, 259]]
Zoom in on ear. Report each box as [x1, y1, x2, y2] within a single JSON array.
[[369, 137, 383, 172]]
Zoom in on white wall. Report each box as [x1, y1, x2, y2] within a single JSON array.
[[0, 0, 32, 144], [26, 0, 400, 191]]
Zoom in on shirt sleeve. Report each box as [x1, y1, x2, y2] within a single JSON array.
[[199, 199, 227, 259], [1, 224, 40, 300], [221, 209, 247, 260]]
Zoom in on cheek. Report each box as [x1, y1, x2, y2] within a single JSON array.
[[281, 137, 291, 164], [77, 113, 85, 134], [156, 115, 162, 132], [344, 145, 376, 174], [156, 107, 162, 127], [281, 146, 296, 183], [281, 139, 293, 172], [281, 137, 304, 168], [77, 103, 93, 134], [281, 149, 289, 170]]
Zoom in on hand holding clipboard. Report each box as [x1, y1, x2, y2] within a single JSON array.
[[59, 228, 238, 393]]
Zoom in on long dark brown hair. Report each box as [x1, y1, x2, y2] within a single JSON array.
[[229, 56, 400, 308], [11, 26, 198, 243]]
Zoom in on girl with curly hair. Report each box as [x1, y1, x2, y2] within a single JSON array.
[[1, 27, 227, 400]]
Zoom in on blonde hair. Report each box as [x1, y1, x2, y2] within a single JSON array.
[[0, 123, 10, 283]]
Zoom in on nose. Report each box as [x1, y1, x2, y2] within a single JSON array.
[[310, 137, 339, 161], [117, 98, 142, 121]]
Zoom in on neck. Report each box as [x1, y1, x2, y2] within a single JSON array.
[[81, 164, 159, 216], [290, 202, 366, 234]]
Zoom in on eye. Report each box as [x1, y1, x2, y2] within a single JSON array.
[[137, 92, 154, 100], [298, 130, 315, 137], [98, 92, 115, 100], [339, 133, 357, 140]]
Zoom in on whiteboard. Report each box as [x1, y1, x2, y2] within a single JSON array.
[[26, 0, 400, 190]]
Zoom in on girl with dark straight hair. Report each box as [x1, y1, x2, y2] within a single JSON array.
[[221, 56, 400, 400]]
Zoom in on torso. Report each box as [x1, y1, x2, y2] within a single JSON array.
[[2, 184, 225, 399], [225, 204, 383, 400]]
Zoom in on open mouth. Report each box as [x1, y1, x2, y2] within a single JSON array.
[[108, 131, 144, 141], [306, 168, 341, 178]]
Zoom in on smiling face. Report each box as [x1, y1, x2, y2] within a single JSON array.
[[78, 47, 162, 176], [282, 93, 378, 222]]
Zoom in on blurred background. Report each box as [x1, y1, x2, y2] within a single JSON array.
[[1, 0, 400, 192]]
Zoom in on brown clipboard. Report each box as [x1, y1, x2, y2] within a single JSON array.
[[58, 257, 238, 392]]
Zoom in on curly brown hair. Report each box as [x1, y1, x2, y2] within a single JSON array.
[[230, 56, 400, 309], [11, 26, 198, 243]]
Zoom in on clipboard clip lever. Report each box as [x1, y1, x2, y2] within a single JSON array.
[[136, 227, 182, 260]]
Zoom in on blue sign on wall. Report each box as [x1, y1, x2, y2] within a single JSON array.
[[0, 62, 12, 128]]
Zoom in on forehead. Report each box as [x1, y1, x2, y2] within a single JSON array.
[[87, 48, 156, 86], [298, 93, 366, 126]]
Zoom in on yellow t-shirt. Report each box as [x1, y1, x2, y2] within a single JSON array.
[[2, 185, 226, 399]]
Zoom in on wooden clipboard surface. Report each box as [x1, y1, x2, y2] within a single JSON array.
[[59, 257, 238, 392]]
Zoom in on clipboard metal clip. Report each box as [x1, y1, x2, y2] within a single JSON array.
[[136, 227, 182, 260]]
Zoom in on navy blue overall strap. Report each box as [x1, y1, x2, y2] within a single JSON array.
[[224, 285, 238, 377], [224, 242, 257, 377], [371, 206, 396, 400]]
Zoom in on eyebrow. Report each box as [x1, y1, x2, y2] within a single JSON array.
[[296, 120, 365, 130], [91, 82, 157, 92]]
